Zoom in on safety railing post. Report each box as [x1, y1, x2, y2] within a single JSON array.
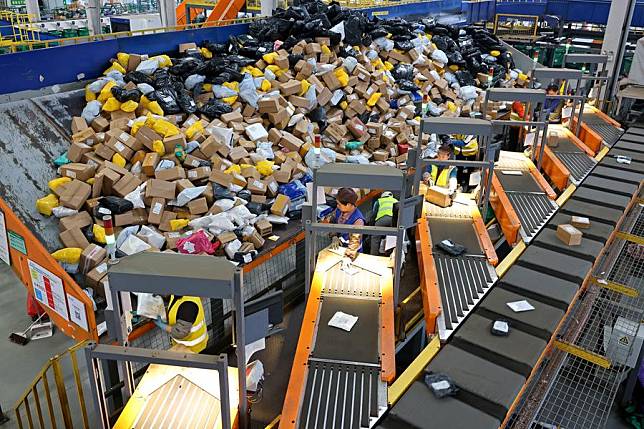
[[52, 359, 73, 428]]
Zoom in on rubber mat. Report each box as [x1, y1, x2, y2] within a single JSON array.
[[496, 170, 543, 193], [427, 217, 483, 256], [500, 264, 579, 310], [590, 166, 643, 186]]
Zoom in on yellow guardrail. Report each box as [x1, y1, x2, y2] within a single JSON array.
[[493, 13, 539, 40], [13, 341, 90, 429]]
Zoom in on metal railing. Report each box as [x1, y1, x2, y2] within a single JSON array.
[[13, 341, 90, 429]]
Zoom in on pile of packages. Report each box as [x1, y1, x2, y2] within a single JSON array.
[[38, 0, 529, 298]]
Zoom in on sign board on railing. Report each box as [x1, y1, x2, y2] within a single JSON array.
[[0, 198, 97, 342]]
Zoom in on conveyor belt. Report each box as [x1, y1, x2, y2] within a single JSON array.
[[283, 251, 393, 428], [506, 192, 558, 242], [581, 112, 623, 147], [378, 123, 642, 429], [554, 151, 596, 184]]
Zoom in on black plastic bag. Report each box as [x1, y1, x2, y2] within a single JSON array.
[[201, 40, 228, 54], [344, 14, 366, 46], [308, 106, 327, 131], [398, 79, 419, 92], [149, 87, 181, 114], [392, 63, 414, 81], [95, 196, 134, 215], [436, 239, 465, 256], [170, 57, 203, 77], [212, 183, 235, 200], [111, 86, 142, 103], [394, 39, 415, 52], [237, 190, 252, 202], [447, 51, 465, 67], [246, 202, 264, 215], [369, 26, 388, 39], [455, 70, 476, 86], [199, 98, 232, 119], [123, 71, 155, 86], [175, 89, 197, 114]]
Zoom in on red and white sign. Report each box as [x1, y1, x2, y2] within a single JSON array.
[[28, 259, 69, 321]]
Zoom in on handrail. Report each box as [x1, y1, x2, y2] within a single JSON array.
[[13, 341, 90, 429]]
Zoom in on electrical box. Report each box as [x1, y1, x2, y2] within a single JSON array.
[[604, 317, 644, 368]]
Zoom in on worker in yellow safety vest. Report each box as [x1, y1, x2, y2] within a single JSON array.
[[423, 143, 458, 195], [155, 295, 208, 353], [370, 191, 398, 255]]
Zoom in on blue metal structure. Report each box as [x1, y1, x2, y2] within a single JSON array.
[[496, 0, 644, 27], [0, 0, 475, 95]]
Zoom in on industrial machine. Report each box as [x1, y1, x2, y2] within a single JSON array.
[[84, 252, 248, 429]]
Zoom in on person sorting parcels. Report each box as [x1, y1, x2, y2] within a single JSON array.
[[328, 187, 366, 261], [370, 191, 398, 255], [154, 295, 208, 353], [544, 84, 564, 123], [423, 142, 458, 195]]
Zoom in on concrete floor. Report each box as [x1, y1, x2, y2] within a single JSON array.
[[0, 263, 79, 428]]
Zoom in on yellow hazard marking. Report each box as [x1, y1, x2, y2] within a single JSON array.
[[554, 340, 611, 369], [591, 276, 639, 298]]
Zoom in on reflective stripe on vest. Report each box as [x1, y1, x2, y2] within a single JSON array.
[[375, 196, 397, 221], [168, 296, 208, 353], [431, 165, 453, 187]]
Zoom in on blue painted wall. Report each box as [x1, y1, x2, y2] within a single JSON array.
[[496, 0, 644, 27], [0, 0, 464, 95]]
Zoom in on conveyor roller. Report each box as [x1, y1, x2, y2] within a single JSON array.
[[582, 112, 623, 147]]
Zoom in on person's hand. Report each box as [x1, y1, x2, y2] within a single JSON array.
[[341, 257, 352, 271], [330, 236, 341, 250], [154, 317, 169, 332]]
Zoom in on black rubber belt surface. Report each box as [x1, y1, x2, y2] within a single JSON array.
[[560, 199, 623, 226], [312, 296, 380, 364], [434, 254, 494, 332], [590, 166, 643, 186], [477, 287, 565, 340], [500, 264, 579, 310], [452, 313, 547, 376], [597, 156, 644, 174], [609, 148, 644, 163], [299, 361, 379, 429], [614, 141, 644, 153], [547, 212, 614, 243], [428, 217, 483, 256], [550, 137, 585, 153], [424, 345, 526, 420], [496, 171, 543, 193], [506, 192, 557, 239], [582, 176, 639, 197], [378, 381, 500, 429], [572, 187, 631, 210], [532, 228, 605, 262], [555, 152, 596, 182], [518, 245, 593, 284], [582, 113, 623, 146]]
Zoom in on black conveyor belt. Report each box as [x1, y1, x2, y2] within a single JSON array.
[[496, 171, 543, 193], [427, 217, 483, 256], [377, 121, 641, 429], [582, 112, 623, 146]]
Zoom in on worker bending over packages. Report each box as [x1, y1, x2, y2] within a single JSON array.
[[154, 295, 208, 353], [423, 142, 458, 196], [328, 187, 366, 261]]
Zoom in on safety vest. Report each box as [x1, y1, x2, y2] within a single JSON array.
[[335, 207, 366, 251], [453, 138, 478, 157], [430, 165, 454, 188], [168, 295, 208, 353], [375, 196, 398, 221]]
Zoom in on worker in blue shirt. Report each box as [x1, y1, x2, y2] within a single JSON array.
[[328, 187, 366, 260], [543, 84, 564, 123]]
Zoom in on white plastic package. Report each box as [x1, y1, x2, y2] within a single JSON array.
[[119, 234, 151, 255], [184, 74, 206, 90]]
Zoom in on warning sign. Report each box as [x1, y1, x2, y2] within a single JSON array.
[[66, 293, 88, 331], [28, 259, 69, 321], [618, 336, 630, 346], [0, 210, 9, 265]]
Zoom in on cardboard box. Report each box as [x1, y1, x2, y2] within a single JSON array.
[[145, 179, 176, 200], [273, 168, 291, 184], [251, 194, 267, 204], [280, 80, 301, 96], [218, 231, 238, 245], [255, 218, 272, 237], [114, 209, 148, 227], [179, 42, 197, 52], [117, 131, 142, 151], [187, 166, 211, 181], [59, 228, 90, 249], [60, 163, 96, 182], [244, 229, 265, 249], [425, 186, 451, 208], [71, 117, 88, 134], [188, 197, 208, 215], [209, 169, 233, 187], [80, 244, 107, 274], [258, 97, 280, 114], [136, 126, 163, 151], [67, 142, 93, 163], [221, 111, 243, 124], [571, 216, 591, 229], [59, 211, 92, 231], [60, 180, 92, 210], [142, 152, 160, 176], [155, 166, 186, 181], [162, 134, 186, 154], [112, 173, 142, 198], [101, 168, 122, 195], [247, 179, 267, 195], [94, 143, 116, 161], [164, 232, 182, 250], [86, 262, 108, 289], [91, 116, 110, 133], [557, 224, 582, 246], [271, 194, 290, 216], [106, 137, 134, 160], [279, 131, 304, 153], [148, 197, 165, 225], [263, 176, 279, 197], [158, 211, 178, 232], [72, 127, 98, 145]]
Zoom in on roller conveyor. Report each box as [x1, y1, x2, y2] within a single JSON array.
[[581, 112, 623, 146], [418, 202, 498, 340], [542, 125, 597, 187], [492, 152, 558, 244], [282, 250, 395, 429]]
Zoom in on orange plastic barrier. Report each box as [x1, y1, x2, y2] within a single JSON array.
[[0, 198, 97, 342], [206, 0, 247, 23], [490, 174, 521, 246], [416, 217, 442, 336]]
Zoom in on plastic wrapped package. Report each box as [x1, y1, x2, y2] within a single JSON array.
[[177, 230, 218, 254]]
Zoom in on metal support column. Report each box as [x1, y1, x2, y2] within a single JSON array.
[[159, 0, 177, 27], [233, 269, 248, 429], [25, 0, 40, 23], [86, 0, 102, 36], [601, 0, 637, 111]]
